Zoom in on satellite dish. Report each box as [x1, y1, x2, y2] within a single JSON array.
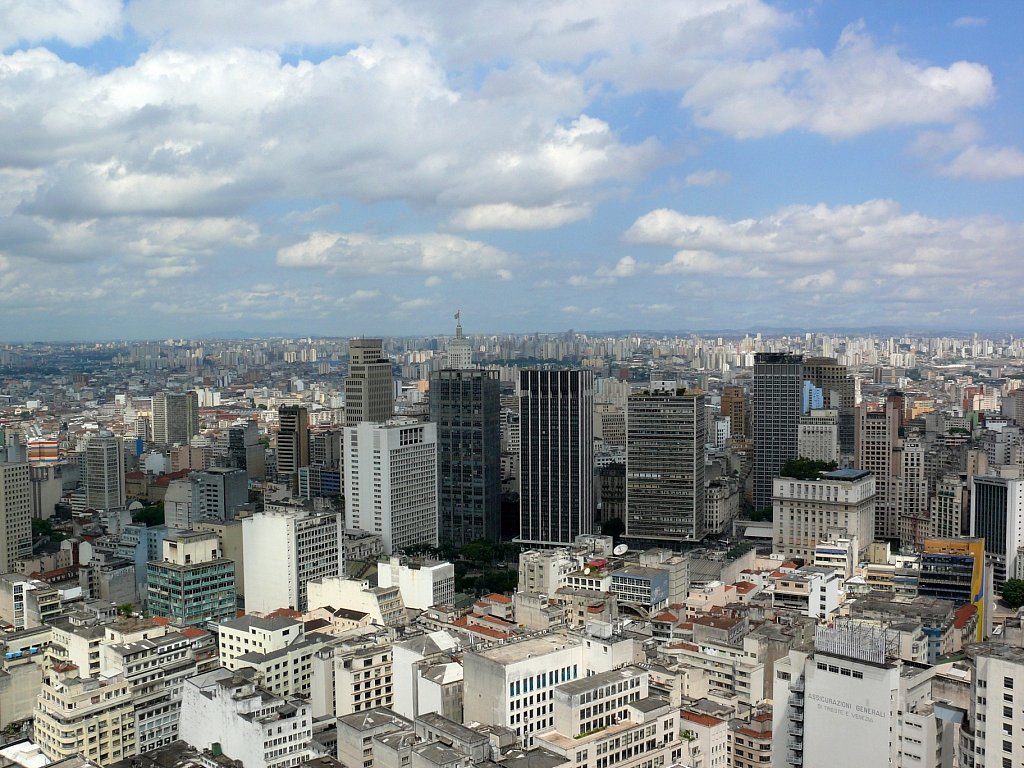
[[614, 543, 628, 556], [583, 567, 591, 575]]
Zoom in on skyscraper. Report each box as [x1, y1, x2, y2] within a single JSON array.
[[445, 312, 474, 369], [0, 454, 31, 573], [752, 353, 803, 511], [971, 474, 1024, 589], [430, 368, 501, 546], [518, 369, 594, 546], [803, 356, 856, 454], [625, 385, 705, 542], [277, 404, 310, 491], [344, 418, 438, 554], [152, 391, 199, 445], [345, 338, 394, 426], [83, 432, 126, 511], [720, 385, 749, 438], [854, 390, 905, 540]]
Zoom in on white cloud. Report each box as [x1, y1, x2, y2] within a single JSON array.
[[684, 169, 731, 187], [0, 0, 121, 48], [449, 202, 591, 230], [942, 144, 1024, 180], [952, 16, 987, 28], [626, 199, 1024, 311], [683, 22, 993, 139], [277, 232, 512, 278]]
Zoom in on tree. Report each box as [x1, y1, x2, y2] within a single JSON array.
[[116, 603, 134, 618], [778, 457, 838, 481], [1002, 579, 1024, 609]]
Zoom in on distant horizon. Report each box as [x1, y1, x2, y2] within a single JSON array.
[[3, 325, 1023, 347]]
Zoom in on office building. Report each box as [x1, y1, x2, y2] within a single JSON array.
[[276, 404, 309, 491], [146, 530, 236, 627], [309, 629, 394, 718], [802, 356, 855, 454], [854, 390, 906, 540], [961, 644, 1024, 768], [445, 312, 474, 369], [0, 455, 31, 573], [772, 620, 954, 768], [797, 408, 840, 464], [190, 466, 247, 521], [345, 338, 393, 426], [227, 420, 265, 479], [345, 418, 438, 554], [918, 537, 985, 641], [773, 468, 875, 562], [752, 353, 803, 511], [721, 385, 749, 438], [152, 391, 199, 445], [518, 369, 595, 546], [971, 474, 1024, 589], [625, 387, 706, 542], [242, 501, 343, 613], [83, 432, 126, 511], [429, 368, 501, 546], [377, 556, 455, 610], [463, 634, 583, 748]]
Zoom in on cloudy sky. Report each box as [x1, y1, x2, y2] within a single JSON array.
[[1, 1, 1022, 340]]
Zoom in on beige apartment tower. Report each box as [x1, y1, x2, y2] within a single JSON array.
[[345, 338, 393, 426]]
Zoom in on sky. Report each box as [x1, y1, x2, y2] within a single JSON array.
[[0, 1, 1022, 341]]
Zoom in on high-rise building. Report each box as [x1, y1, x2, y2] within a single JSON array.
[[518, 369, 595, 546], [344, 418, 438, 554], [752, 353, 803, 511], [190, 467, 248, 521], [625, 386, 706, 542], [152, 391, 199, 445], [773, 620, 957, 768], [971, 474, 1024, 589], [227, 420, 264, 479], [772, 468, 875, 562], [961, 644, 1024, 768], [0, 456, 31, 573], [146, 530, 236, 627], [854, 390, 905, 539], [797, 408, 840, 463], [803, 356, 855, 454], [83, 432, 125, 511], [276, 404, 309, 491], [241, 501, 344, 613], [918, 537, 985, 641], [345, 338, 394, 426], [430, 368, 501, 546], [721, 385, 749, 438], [445, 311, 474, 369]]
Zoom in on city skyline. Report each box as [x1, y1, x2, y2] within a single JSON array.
[[1, 2, 1022, 340]]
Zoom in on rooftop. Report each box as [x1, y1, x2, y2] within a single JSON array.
[[471, 633, 578, 664]]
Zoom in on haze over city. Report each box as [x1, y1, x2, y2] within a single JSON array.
[[0, 1, 1022, 340]]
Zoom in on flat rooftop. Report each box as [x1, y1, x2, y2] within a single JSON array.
[[471, 633, 578, 664]]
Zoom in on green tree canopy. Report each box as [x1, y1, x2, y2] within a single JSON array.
[[1002, 579, 1024, 609], [779, 457, 838, 481]]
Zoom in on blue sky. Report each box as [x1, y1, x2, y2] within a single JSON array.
[[0, 0, 1021, 340]]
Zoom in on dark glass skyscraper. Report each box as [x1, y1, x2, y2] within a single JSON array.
[[430, 368, 501, 546], [518, 369, 594, 546], [752, 353, 803, 511]]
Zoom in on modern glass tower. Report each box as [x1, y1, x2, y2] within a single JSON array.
[[518, 369, 594, 546], [430, 368, 501, 546], [752, 353, 803, 511]]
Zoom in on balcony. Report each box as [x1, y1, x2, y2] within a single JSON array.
[[787, 741, 803, 752], [788, 752, 803, 766], [788, 695, 804, 708], [790, 677, 804, 693], [788, 724, 803, 737]]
